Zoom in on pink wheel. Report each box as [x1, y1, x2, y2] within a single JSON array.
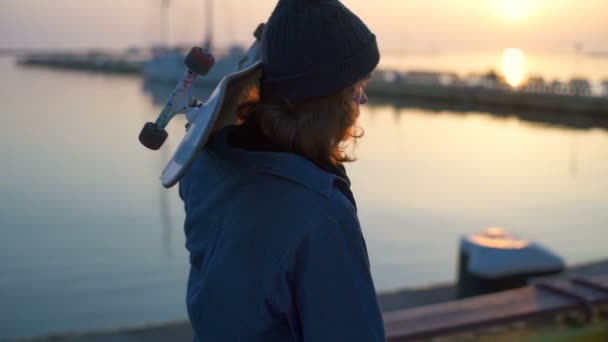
[[184, 47, 215, 75]]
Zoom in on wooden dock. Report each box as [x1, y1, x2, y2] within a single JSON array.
[[384, 275, 608, 340]]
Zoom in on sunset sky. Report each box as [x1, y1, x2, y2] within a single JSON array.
[[1, 0, 607, 53]]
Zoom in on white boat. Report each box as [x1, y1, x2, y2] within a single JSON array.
[[142, 0, 244, 86], [142, 46, 244, 86]]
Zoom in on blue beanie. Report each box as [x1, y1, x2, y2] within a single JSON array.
[[259, 0, 380, 104]]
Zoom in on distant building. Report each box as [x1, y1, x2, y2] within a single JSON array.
[[568, 78, 592, 96]]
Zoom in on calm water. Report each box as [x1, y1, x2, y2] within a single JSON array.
[[1, 56, 607, 339]]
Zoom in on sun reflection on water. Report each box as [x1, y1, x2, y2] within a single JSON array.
[[501, 48, 526, 87]]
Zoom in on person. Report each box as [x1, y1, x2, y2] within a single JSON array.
[[179, 0, 384, 340]]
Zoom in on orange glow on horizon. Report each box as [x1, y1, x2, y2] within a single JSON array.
[[493, 0, 533, 20], [501, 48, 526, 87]]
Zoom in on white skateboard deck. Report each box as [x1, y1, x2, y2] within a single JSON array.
[[160, 51, 262, 188]]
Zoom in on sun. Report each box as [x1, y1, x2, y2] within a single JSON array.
[[495, 0, 531, 20], [501, 48, 526, 87]]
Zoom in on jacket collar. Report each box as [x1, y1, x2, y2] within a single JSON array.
[[210, 125, 349, 198]]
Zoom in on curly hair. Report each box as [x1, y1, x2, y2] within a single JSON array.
[[234, 81, 365, 167]]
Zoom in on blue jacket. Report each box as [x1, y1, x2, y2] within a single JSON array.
[[179, 125, 385, 341]]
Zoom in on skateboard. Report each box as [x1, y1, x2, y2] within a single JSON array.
[[139, 24, 264, 188]]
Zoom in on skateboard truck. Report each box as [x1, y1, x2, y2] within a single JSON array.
[[139, 23, 265, 188], [139, 47, 215, 150]]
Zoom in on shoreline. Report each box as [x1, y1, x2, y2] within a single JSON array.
[[6, 258, 608, 342]]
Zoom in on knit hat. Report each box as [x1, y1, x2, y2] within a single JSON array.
[[259, 0, 380, 104]]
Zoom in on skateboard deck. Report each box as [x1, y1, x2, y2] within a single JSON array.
[[161, 60, 261, 187], [139, 24, 264, 188]]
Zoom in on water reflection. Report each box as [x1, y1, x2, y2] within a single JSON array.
[[160, 142, 173, 258], [142, 79, 214, 260], [142, 79, 214, 106], [367, 96, 608, 131], [354, 103, 608, 291], [569, 135, 579, 178]]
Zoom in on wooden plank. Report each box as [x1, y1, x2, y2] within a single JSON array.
[[384, 275, 608, 341]]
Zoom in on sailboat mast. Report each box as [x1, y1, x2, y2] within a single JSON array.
[[160, 0, 171, 48], [204, 0, 214, 51]]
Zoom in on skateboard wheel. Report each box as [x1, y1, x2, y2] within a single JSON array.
[[254, 23, 265, 41], [185, 47, 215, 75], [139, 122, 168, 150]]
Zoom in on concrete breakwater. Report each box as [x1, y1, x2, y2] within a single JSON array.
[[367, 70, 608, 116], [17, 52, 144, 74], [7, 259, 608, 342]]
